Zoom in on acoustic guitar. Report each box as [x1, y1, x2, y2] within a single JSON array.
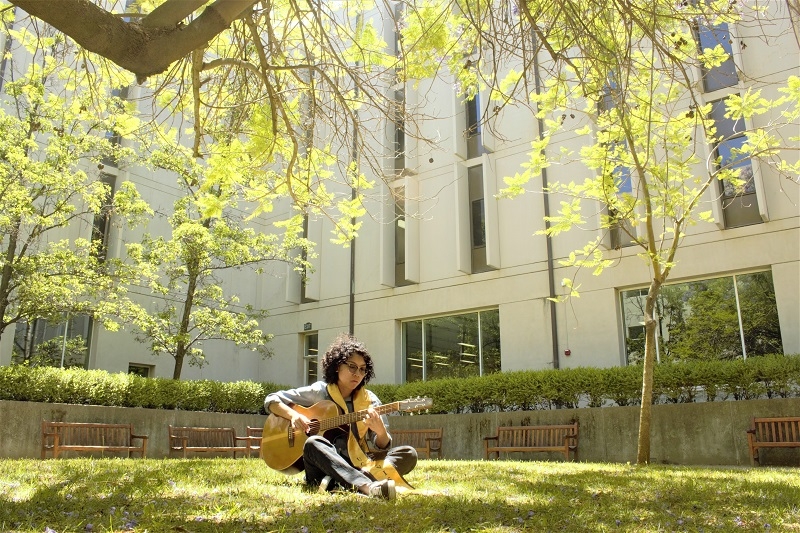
[[260, 397, 432, 474]]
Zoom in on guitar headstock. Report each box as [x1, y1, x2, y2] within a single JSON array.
[[398, 396, 433, 413]]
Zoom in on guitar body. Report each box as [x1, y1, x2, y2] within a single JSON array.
[[260, 400, 341, 473]]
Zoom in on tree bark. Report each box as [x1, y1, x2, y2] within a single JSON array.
[[9, 0, 258, 81], [636, 277, 662, 464]]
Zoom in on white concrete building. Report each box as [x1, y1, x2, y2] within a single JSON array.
[[0, 3, 797, 386]]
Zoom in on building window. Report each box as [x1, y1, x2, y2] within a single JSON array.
[[102, 86, 129, 167], [466, 94, 484, 159], [695, 22, 739, 93], [403, 309, 501, 381], [468, 165, 489, 272], [12, 315, 92, 368], [607, 145, 637, 249], [304, 333, 319, 385], [620, 270, 783, 364], [92, 173, 116, 261], [598, 76, 637, 248], [393, 185, 413, 287], [393, 88, 406, 173], [128, 364, 153, 378], [300, 215, 317, 303], [710, 98, 761, 228]]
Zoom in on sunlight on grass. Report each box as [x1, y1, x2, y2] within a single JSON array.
[[0, 458, 798, 532]]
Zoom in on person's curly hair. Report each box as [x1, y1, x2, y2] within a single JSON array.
[[321, 333, 375, 388]]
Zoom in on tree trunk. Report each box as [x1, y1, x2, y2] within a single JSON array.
[[636, 278, 662, 464], [172, 260, 200, 380], [0, 220, 21, 339]]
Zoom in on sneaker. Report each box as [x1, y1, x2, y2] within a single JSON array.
[[367, 479, 396, 500], [318, 476, 332, 493]]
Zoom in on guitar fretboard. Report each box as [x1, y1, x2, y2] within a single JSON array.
[[318, 401, 400, 431]]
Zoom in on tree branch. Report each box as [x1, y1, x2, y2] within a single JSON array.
[[9, 0, 258, 81]]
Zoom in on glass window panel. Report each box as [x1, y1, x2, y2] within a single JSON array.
[[304, 333, 318, 385], [710, 99, 744, 136], [394, 89, 405, 171], [395, 196, 406, 265], [468, 165, 486, 249], [697, 23, 738, 92], [466, 94, 480, 137], [403, 310, 501, 382], [466, 94, 484, 159], [404, 320, 423, 381], [621, 271, 783, 364], [480, 309, 501, 374], [471, 199, 485, 247], [736, 271, 784, 356], [425, 314, 480, 380], [717, 135, 755, 197]]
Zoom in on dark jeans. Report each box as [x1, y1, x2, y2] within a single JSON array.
[[303, 435, 418, 490]]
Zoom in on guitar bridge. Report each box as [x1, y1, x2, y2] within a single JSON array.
[[287, 426, 295, 448]]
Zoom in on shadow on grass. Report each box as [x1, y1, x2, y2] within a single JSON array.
[[1, 459, 798, 532]]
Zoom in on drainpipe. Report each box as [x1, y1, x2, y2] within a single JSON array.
[[532, 32, 560, 370], [348, 16, 362, 336], [349, 183, 356, 335]]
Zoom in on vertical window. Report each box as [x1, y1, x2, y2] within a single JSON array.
[[304, 333, 319, 385], [402, 309, 501, 381], [696, 22, 738, 93], [300, 215, 317, 302], [620, 271, 783, 364], [466, 94, 484, 159], [468, 165, 488, 272], [393, 88, 406, 173], [102, 87, 129, 167], [710, 99, 760, 228], [393, 186, 413, 287], [92, 173, 116, 261], [599, 76, 637, 248]]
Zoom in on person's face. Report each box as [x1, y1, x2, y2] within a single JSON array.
[[337, 353, 367, 393]]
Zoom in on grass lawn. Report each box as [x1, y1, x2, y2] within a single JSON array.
[[0, 458, 798, 532]]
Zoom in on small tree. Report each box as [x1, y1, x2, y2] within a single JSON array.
[[0, 20, 151, 356], [124, 141, 311, 380]]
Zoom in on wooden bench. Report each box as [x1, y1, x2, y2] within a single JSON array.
[[484, 423, 578, 461], [168, 425, 253, 458], [41, 421, 148, 459], [390, 428, 443, 459], [746, 416, 800, 466], [246, 426, 263, 458]]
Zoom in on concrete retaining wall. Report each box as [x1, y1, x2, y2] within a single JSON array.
[[1, 398, 798, 465]]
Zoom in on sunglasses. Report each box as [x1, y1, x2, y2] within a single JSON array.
[[342, 362, 368, 376]]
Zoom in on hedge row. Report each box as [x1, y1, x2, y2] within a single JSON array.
[[370, 354, 800, 414], [0, 366, 285, 414], [1, 354, 798, 415]]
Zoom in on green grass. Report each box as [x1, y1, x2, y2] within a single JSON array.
[[0, 458, 798, 532]]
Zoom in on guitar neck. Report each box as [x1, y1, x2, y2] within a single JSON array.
[[319, 401, 400, 432]]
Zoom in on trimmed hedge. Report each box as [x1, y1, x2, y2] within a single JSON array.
[[371, 354, 800, 414], [1, 354, 798, 415], [0, 366, 286, 414]]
